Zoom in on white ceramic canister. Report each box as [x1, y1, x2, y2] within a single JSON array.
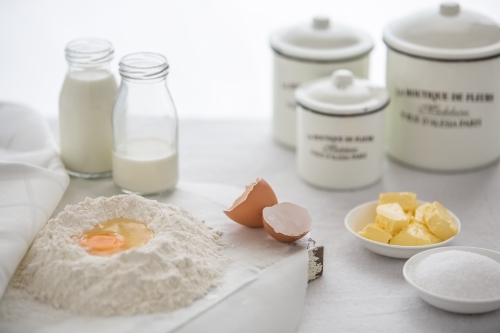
[[384, 3, 500, 171], [270, 17, 373, 149], [296, 70, 389, 190]]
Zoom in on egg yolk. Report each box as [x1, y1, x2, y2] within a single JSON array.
[[80, 234, 125, 253], [75, 218, 153, 256]]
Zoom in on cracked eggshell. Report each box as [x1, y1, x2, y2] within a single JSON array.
[[262, 202, 312, 243], [223, 178, 278, 228]]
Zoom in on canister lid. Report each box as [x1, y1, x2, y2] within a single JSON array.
[[270, 17, 374, 62], [383, 2, 500, 61], [294, 70, 390, 116]]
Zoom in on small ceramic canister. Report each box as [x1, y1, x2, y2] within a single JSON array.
[[270, 17, 373, 149], [295, 70, 389, 190]]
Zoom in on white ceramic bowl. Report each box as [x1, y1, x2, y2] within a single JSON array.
[[403, 246, 500, 314], [344, 200, 461, 259]]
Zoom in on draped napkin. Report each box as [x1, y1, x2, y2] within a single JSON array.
[[0, 103, 69, 299]]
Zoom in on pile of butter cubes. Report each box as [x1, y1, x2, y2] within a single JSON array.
[[358, 192, 458, 246]]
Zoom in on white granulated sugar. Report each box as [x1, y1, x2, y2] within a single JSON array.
[[7, 195, 227, 316], [413, 250, 500, 300]]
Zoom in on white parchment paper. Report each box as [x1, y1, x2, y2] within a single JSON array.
[[0, 181, 308, 333]]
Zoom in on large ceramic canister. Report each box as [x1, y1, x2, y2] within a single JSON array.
[[384, 3, 500, 171], [270, 17, 373, 149], [295, 70, 389, 190]]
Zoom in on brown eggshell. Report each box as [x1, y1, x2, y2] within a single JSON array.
[[223, 178, 278, 228], [262, 202, 312, 243], [263, 222, 308, 243]]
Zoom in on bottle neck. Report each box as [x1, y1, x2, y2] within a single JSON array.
[[120, 76, 167, 85], [119, 77, 170, 101], [64, 38, 114, 73], [68, 61, 112, 73], [118, 52, 169, 82]]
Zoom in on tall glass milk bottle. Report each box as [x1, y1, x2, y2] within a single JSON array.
[[112, 52, 179, 195], [59, 38, 117, 178]]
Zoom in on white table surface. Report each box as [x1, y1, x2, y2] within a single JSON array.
[[47, 119, 500, 332], [179, 119, 500, 332]]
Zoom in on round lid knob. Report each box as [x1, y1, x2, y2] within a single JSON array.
[[440, 2, 460, 16], [332, 70, 354, 89], [313, 17, 330, 29]]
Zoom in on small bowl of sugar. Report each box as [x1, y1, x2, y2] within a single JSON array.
[[404, 246, 500, 314]]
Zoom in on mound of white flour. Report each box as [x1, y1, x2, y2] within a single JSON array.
[[8, 195, 227, 316]]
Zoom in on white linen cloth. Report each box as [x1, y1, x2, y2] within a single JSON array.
[[0, 103, 69, 299]]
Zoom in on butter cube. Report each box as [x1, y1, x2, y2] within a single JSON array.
[[414, 203, 431, 223], [375, 215, 384, 228], [389, 222, 442, 246], [379, 192, 418, 212], [358, 223, 392, 244], [424, 202, 458, 240], [376, 203, 410, 235]]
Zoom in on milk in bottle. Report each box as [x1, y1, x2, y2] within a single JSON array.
[[59, 38, 117, 178], [112, 52, 179, 195]]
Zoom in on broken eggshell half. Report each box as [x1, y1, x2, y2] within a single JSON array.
[[263, 202, 312, 243], [223, 178, 279, 228]]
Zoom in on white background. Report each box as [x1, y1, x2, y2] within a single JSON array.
[[0, 0, 499, 119]]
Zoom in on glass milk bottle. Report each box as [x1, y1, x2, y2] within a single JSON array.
[[59, 38, 117, 178], [112, 52, 179, 195]]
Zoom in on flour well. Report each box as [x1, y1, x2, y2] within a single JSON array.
[[6, 195, 227, 316]]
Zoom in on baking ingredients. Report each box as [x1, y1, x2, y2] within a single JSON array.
[[357, 223, 392, 244], [424, 202, 458, 240], [112, 137, 178, 194], [224, 179, 312, 243], [413, 250, 500, 300], [415, 203, 431, 223], [59, 38, 117, 178], [74, 218, 153, 256], [378, 192, 417, 212], [262, 203, 312, 243], [389, 222, 441, 246], [8, 195, 227, 316], [358, 192, 457, 246], [224, 178, 278, 227], [113, 52, 178, 195], [376, 203, 409, 235]]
